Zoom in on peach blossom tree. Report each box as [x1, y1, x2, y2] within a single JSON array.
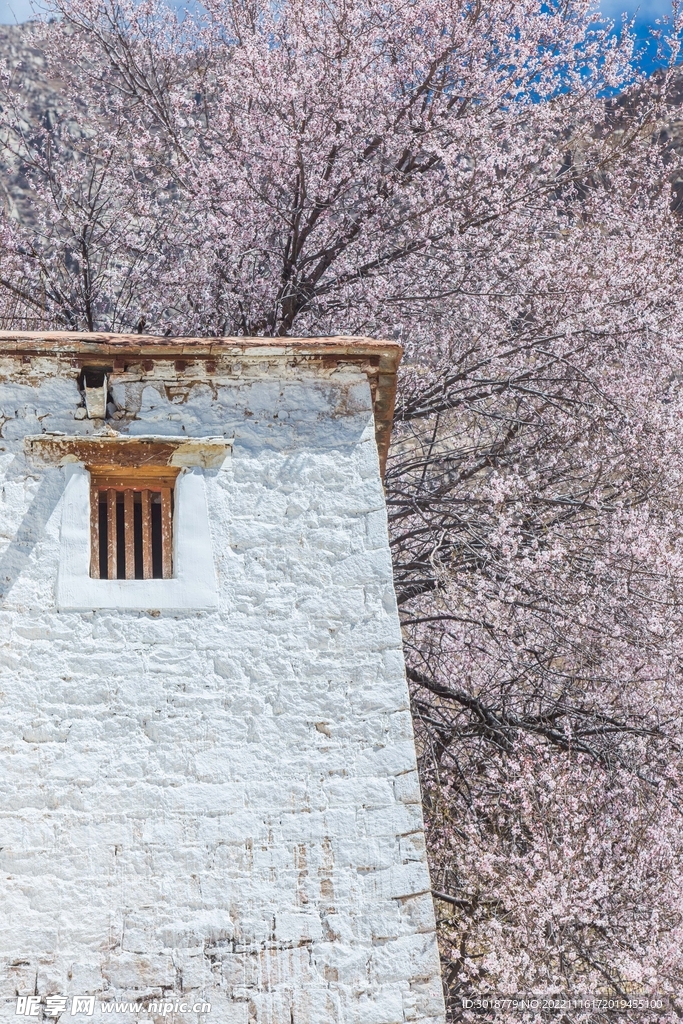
[[2, 0, 683, 1017]]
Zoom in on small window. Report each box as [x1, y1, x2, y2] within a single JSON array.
[[89, 469, 179, 580]]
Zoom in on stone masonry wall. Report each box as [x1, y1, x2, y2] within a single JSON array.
[[0, 354, 446, 1023]]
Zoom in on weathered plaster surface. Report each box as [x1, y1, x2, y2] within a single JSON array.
[[0, 356, 445, 1023]]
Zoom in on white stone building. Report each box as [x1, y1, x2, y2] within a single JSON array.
[[0, 332, 445, 1023]]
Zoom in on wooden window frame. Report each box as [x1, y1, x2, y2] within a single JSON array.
[[88, 466, 180, 581]]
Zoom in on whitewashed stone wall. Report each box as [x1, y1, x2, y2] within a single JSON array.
[[0, 355, 445, 1023]]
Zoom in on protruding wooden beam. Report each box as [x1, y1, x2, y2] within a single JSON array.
[[25, 435, 230, 470]]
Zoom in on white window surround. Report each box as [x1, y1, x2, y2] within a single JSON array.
[[56, 463, 219, 612]]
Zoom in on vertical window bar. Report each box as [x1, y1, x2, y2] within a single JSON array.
[[92, 478, 175, 581], [161, 487, 173, 579], [124, 488, 135, 580], [107, 488, 117, 580], [141, 489, 153, 580], [90, 484, 100, 579]]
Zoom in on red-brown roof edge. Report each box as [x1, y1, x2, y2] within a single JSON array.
[[0, 332, 402, 478]]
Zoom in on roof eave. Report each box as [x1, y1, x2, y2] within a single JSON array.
[[0, 332, 402, 478]]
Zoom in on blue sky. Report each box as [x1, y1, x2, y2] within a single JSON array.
[[600, 0, 677, 72], [603, 0, 671, 13], [601, 0, 672, 20], [0, 0, 39, 21], [600, 0, 676, 41], [0, 0, 676, 58]]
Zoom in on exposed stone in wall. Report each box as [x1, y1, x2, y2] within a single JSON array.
[[0, 354, 445, 1022]]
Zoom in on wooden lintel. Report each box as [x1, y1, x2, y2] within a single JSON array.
[[25, 434, 231, 470]]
